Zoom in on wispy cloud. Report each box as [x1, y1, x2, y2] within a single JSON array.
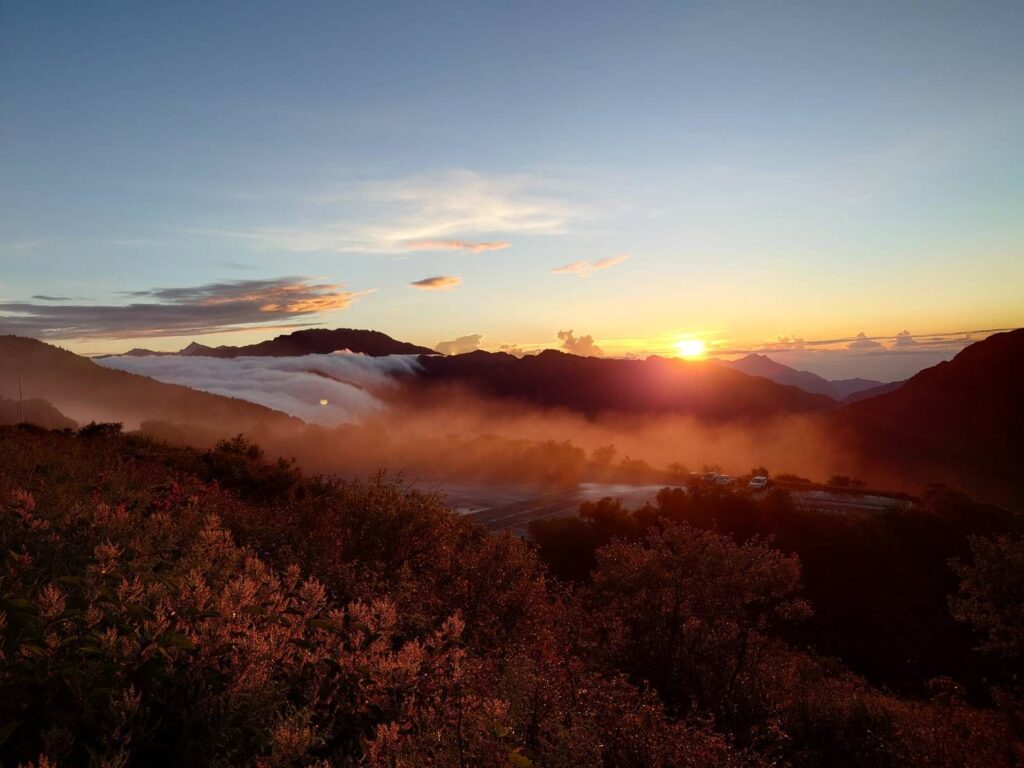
[[552, 254, 630, 277], [409, 275, 462, 291], [402, 239, 510, 253], [0, 277, 372, 340], [1, 239, 45, 252], [207, 170, 576, 255]]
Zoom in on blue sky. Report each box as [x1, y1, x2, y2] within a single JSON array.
[[2, 1, 1022, 378]]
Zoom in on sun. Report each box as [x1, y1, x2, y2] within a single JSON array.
[[674, 339, 706, 359]]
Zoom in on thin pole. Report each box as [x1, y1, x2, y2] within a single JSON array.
[[19, 375, 24, 423]]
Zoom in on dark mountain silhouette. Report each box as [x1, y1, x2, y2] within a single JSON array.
[[0, 336, 299, 433], [415, 349, 837, 419], [842, 379, 905, 403], [0, 396, 77, 430], [121, 329, 434, 358], [718, 353, 884, 400], [835, 328, 1024, 508]]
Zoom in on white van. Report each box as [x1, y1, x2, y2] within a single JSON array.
[[748, 476, 768, 490]]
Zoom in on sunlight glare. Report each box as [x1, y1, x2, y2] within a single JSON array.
[[674, 339, 706, 359]]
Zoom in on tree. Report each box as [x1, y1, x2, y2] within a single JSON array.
[[580, 521, 811, 718], [950, 535, 1024, 663]]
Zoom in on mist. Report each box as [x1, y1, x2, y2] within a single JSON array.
[[98, 353, 847, 488], [97, 352, 422, 425]]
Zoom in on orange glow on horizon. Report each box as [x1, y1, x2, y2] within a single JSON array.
[[674, 339, 706, 359]]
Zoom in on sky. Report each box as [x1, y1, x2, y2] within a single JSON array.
[[2, 1, 1022, 380]]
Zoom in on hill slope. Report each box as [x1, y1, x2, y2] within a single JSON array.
[[835, 328, 1024, 508], [0, 396, 77, 429], [0, 336, 299, 433]]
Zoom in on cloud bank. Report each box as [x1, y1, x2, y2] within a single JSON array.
[[0, 277, 371, 340], [97, 352, 421, 426]]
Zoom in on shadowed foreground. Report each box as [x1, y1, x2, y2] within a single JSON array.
[[0, 425, 1021, 767]]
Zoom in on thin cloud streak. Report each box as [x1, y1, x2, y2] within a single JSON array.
[[402, 239, 510, 253], [708, 327, 1016, 357], [206, 170, 576, 255], [0, 277, 372, 340], [553, 254, 630, 276]]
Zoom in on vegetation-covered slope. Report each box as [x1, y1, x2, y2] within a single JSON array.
[[836, 328, 1024, 509], [1, 425, 1021, 766]]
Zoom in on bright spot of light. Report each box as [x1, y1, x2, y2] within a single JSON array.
[[674, 339, 706, 359], [319, 399, 329, 406]]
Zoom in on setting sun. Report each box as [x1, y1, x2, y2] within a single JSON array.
[[674, 339, 706, 359]]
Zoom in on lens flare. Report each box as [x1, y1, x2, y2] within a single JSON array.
[[674, 339, 706, 359]]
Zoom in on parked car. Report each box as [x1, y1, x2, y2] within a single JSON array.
[[748, 476, 769, 490]]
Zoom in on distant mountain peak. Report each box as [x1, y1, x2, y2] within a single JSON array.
[[181, 341, 215, 356], [719, 354, 886, 400]]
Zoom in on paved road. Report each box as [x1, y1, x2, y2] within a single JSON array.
[[416, 481, 907, 535]]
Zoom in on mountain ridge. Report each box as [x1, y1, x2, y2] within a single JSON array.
[[835, 327, 1024, 508], [415, 348, 838, 420], [718, 353, 887, 400], [114, 328, 434, 358]]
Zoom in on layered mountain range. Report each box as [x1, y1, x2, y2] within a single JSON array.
[[4, 327, 1022, 507]]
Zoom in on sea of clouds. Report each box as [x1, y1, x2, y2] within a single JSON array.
[[96, 352, 422, 426]]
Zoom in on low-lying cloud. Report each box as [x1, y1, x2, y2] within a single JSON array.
[[0, 277, 371, 340], [97, 352, 421, 425]]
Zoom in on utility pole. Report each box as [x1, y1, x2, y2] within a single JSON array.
[[19, 375, 24, 423]]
